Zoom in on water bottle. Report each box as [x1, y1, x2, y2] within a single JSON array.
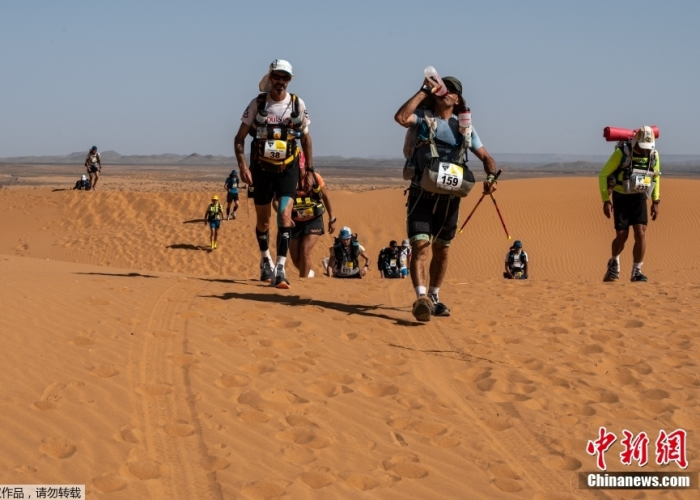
[[458, 107, 471, 128], [424, 66, 448, 97]]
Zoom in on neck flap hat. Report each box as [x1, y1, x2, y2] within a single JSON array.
[[258, 59, 294, 92], [632, 125, 655, 150]]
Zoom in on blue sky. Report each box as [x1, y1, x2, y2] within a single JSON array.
[[1, 0, 698, 157]]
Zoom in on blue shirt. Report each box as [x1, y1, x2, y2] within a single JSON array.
[[225, 176, 239, 194], [413, 109, 484, 151]]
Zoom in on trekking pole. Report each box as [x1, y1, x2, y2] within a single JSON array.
[[489, 192, 511, 240], [458, 168, 503, 234]]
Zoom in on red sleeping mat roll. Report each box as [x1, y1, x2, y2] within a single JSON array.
[[604, 126, 660, 142]]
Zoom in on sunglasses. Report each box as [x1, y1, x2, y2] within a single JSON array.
[[270, 73, 291, 82]]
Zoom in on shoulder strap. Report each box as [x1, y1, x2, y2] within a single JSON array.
[[423, 110, 439, 159], [289, 94, 302, 128]]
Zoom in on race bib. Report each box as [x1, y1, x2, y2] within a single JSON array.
[[436, 162, 463, 191], [390, 259, 397, 267], [341, 261, 354, 275], [295, 207, 314, 219], [263, 140, 287, 160]]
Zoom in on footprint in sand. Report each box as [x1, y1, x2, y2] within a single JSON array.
[[342, 474, 383, 491], [268, 319, 302, 329], [201, 455, 230, 471], [151, 330, 177, 338], [488, 463, 519, 479], [285, 415, 318, 427], [484, 417, 512, 432], [643, 389, 670, 400], [214, 334, 247, 347], [431, 436, 460, 448], [123, 461, 165, 480], [241, 481, 287, 500], [307, 381, 342, 398], [320, 373, 355, 385], [14, 465, 37, 474], [542, 455, 582, 471], [275, 429, 332, 449], [113, 425, 141, 443], [40, 437, 76, 459], [31, 401, 57, 411], [215, 374, 251, 388], [92, 474, 127, 493], [297, 471, 336, 489], [492, 478, 523, 493], [281, 446, 316, 465], [260, 339, 302, 350], [168, 353, 198, 367], [163, 422, 195, 437], [339, 332, 366, 341], [134, 383, 173, 396], [239, 361, 275, 375], [91, 365, 119, 378], [384, 461, 428, 479], [625, 320, 645, 328]]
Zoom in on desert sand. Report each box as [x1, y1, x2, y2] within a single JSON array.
[[0, 176, 698, 499]]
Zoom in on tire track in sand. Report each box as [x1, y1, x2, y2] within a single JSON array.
[[127, 278, 223, 500]]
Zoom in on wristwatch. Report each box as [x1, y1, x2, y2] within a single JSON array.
[[419, 85, 431, 94], [329, 217, 337, 224]]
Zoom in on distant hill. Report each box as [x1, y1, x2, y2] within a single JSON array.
[[1, 151, 700, 169]]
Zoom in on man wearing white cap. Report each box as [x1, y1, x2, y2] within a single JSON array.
[[599, 125, 661, 282], [234, 59, 312, 289]]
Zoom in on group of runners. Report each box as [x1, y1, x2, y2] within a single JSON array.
[[78, 57, 663, 322]]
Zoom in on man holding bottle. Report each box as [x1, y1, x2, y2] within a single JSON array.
[[394, 72, 498, 322], [234, 59, 313, 289]]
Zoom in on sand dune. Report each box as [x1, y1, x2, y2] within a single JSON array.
[[0, 177, 698, 499]]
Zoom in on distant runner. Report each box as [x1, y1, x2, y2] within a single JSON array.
[[290, 156, 336, 278], [224, 170, 240, 220], [204, 195, 224, 250], [399, 239, 412, 278], [378, 241, 402, 279], [85, 146, 102, 190], [599, 126, 660, 282], [395, 74, 498, 321], [503, 240, 529, 279], [327, 227, 370, 279], [234, 59, 312, 289], [73, 174, 91, 191]]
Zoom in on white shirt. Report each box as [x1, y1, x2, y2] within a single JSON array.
[[399, 246, 412, 268], [241, 93, 310, 132], [85, 151, 101, 165], [505, 250, 528, 269]]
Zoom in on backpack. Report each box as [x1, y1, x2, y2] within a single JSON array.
[[293, 173, 325, 221], [247, 92, 303, 172], [507, 250, 527, 267], [333, 234, 361, 269], [402, 110, 475, 197], [608, 141, 658, 197]]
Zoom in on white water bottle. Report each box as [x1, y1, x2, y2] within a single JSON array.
[[459, 107, 471, 128], [424, 66, 448, 97]]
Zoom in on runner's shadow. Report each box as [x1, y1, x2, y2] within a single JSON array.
[[198, 277, 253, 286], [183, 219, 206, 224], [52, 188, 71, 192], [167, 243, 210, 251], [200, 292, 420, 326], [75, 272, 158, 278]]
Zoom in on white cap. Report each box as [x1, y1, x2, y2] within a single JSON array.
[[402, 239, 410, 246], [258, 59, 294, 92], [81, 174, 87, 180], [633, 126, 655, 150]]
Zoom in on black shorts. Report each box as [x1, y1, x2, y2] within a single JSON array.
[[333, 272, 362, 279], [612, 191, 648, 230], [291, 216, 324, 239], [406, 191, 461, 243], [250, 156, 300, 206], [226, 192, 239, 203], [88, 165, 99, 174]]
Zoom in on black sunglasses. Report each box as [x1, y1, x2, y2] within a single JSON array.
[[270, 73, 291, 82]]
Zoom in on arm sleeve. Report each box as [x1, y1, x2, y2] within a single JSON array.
[[652, 152, 660, 201], [412, 109, 425, 126], [599, 149, 622, 202], [469, 127, 484, 152]]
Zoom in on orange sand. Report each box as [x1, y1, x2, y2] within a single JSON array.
[[0, 177, 698, 499]]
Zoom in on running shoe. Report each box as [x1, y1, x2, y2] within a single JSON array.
[[412, 295, 433, 322], [260, 258, 275, 283], [428, 293, 451, 317], [630, 269, 648, 282], [603, 258, 620, 282], [232, 213, 237, 220], [213, 241, 217, 249], [273, 267, 290, 289]]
